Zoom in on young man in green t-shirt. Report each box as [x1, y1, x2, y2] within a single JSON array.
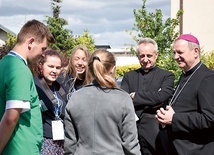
[[0, 19, 55, 155]]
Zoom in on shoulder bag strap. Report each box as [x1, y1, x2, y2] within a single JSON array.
[[37, 77, 58, 105]]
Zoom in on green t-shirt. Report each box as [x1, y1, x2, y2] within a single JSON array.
[[0, 55, 43, 155]]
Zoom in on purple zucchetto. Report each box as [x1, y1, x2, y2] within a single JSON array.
[[177, 34, 199, 45]]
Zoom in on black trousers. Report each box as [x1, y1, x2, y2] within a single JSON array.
[[138, 126, 173, 155], [138, 132, 156, 155]]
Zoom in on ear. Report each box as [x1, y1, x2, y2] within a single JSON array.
[[27, 37, 35, 50], [155, 52, 158, 60], [109, 65, 116, 77], [193, 47, 200, 58]]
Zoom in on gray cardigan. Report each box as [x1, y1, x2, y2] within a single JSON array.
[[64, 83, 141, 155]]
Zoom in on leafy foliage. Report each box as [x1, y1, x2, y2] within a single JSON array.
[[0, 33, 16, 59], [46, 0, 95, 55], [5, 33, 16, 51], [46, 16, 75, 54], [116, 64, 141, 78], [157, 49, 181, 85], [201, 50, 214, 70], [72, 30, 95, 54]]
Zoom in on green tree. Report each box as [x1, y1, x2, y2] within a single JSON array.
[[201, 50, 214, 70], [5, 33, 16, 52], [46, 0, 95, 55], [73, 30, 95, 53], [46, 0, 74, 54], [0, 33, 17, 59], [128, 0, 182, 83]]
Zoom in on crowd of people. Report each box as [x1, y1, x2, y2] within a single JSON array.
[[0, 19, 214, 155]]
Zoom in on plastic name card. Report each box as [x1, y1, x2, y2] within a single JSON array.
[[52, 120, 64, 141]]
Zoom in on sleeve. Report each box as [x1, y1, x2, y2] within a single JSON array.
[[6, 67, 31, 101], [64, 103, 78, 155], [6, 100, 30, 113], [121, 72, 132, 93], [133, 71, 174, 107], [119, 95, 141, 155], [172, 74, 214, 133]]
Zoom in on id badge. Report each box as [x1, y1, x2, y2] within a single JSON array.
[[52, 120, 64, 141]]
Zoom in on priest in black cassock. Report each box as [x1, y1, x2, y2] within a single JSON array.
[[156, 34, 214, 155], [121, 38, 174, 155]]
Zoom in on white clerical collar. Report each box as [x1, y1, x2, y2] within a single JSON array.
[[142, 65, 156, 73]]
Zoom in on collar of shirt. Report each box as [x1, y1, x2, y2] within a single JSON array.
[[183, 61, 202, 76], [141, 65, 157, 74], [8, 50, 28, 65]]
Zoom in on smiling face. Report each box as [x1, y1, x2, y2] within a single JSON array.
[[71, 49, 88, 76], [137, 43, 158, 70], [173, 39, 200, 71], [39, 55, 62, 85]]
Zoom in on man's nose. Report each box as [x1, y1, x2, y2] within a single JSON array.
[[143, 56, 149, 62], [174, 53, 179, 60]]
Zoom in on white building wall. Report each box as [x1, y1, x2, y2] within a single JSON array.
[[171, 0, 214, 52], [108, 48, 139, 66], [116, 56, 139, 66]]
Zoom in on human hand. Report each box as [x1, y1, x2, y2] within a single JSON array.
[[155, 105, 175, 125]]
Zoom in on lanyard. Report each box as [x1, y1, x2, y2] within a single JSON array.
[[37, 77, 65, 120], [169, 62, 202, 106], [53, 88, 60, 119], [7, 51, 28, 65]]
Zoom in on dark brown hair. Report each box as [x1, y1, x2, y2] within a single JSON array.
[[31, 48, 62, 76], [17, 19, 55, 44]]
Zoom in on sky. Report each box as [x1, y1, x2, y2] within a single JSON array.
[[0, 0, 170, 49]]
